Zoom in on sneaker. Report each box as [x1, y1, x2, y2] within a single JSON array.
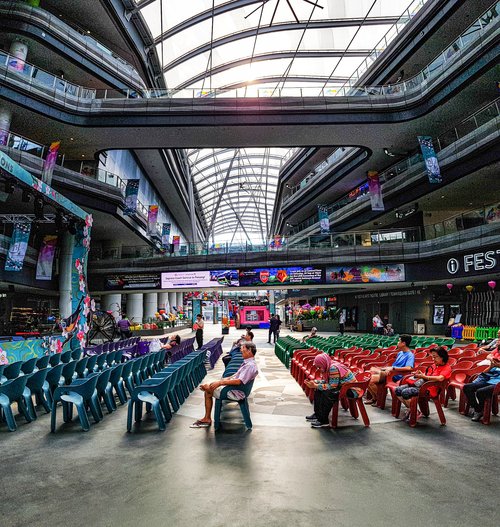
[[305, 413, 317, 421], [310, 420, 330, 428], [471, 411, 483, 422]]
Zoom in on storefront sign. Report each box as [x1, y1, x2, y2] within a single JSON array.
[[105, 273, 161, 290], [239, 267, 323, 287], [161, 270, 239, 288], [326, 265, 405, 284], [446, 249, 500, 275]]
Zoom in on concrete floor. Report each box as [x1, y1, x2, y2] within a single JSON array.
[[1, 327, 498, 527]]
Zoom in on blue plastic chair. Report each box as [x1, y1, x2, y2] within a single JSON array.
[[95, 353, 107, 371], [24, 368, 50, 419], [74, 357, 89, 378], [0, 377, 32, 431], [109, 364, 127, 407], [71, 349, 82, 361], [60, 350, 72, 363], [51, 375, 100, 432], [214, 380, 254, 431], [35, 355, 50, 370], [44, 363, 65, 405], [3, 361, 24, 380], [49, 353, 62, 367], [85, 355, 98, 374], [21, 357, 38, 375], [61, 360, 78, 385], [121, 360, 135, 396]]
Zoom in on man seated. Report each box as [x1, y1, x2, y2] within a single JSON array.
[[232, 326, 252, 348], [478, 329, 500, 354], [301, 327, 317, 343], [365, 334, 415, 405], [190, 341, 258, 428], [222, 331, 254, 367]]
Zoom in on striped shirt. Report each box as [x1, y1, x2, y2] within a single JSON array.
[[315, 363, 361, 397]]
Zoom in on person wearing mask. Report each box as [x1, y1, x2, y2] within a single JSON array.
[[304, 353, 360, 428], [194, 314, 204, 349]]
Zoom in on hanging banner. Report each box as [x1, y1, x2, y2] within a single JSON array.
[[172, 235, 180, 252], [418, 136, 442, 183], [367, 171, 385, 211], [8, 41, 27, 72], [161, 223, 171, 248], [270, 235, 284, 249], [147, 205, 159, 235], [5, 222, 31, 272], [36, 234, 58, 280], [318, 205, 330, 234], [41, 141, 60, 186], [124, 179, 140, 216]]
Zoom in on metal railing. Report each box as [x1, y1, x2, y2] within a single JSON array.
[[0, 128, 45, 158]]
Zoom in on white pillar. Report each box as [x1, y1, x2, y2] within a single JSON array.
[[143, 292, 158, 320], [9, 40, 28, 72], [0, 107, 11, 145], [158, 292, 169, 311], [58, 232, 74, 318], [126, 293, 143, 324], [101, 294, 121, 321], [168, 292, 176, 312], [176, 292, 183, 311]]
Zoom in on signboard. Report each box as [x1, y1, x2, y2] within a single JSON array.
[[161, 270, 239, 289], [105, 273, 161, 290], [326, 265, 405, 284], [238, 267, 323, 287]]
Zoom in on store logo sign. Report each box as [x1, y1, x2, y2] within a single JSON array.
[[259, 271, 269, 284], [447, 258, 459, 274], [447, 249, 500, 274]]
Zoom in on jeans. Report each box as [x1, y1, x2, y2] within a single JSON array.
[[463, 381, 495, 412]]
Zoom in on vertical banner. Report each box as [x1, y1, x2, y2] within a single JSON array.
[[161, 223, 171, 248], [367, 170, 385, 211], [318, 205, 330, 234], [41, 141, 60, 186], [147, 205, 159, 235], [8, 41, 27, 72], [36, 234, 58, 280], [172, 235, 180, 252], [5, 222, 31, 271], [124, 179, 140, 215], [418, 136, 442, 183]]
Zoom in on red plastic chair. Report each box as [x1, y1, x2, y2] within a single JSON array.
[[463, 343, 478, 350], [330, 372, 372, 429], [481, 382, 500, 425], [291, 348, 316, 379], [444, 364, 487, 413], [375, 369, 414, 411]]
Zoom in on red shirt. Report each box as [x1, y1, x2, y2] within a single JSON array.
[[426, 363, 452, 397]]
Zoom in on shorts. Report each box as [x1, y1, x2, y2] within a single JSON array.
[[213, 386, 245, 401], [395, 385, 419, 400]]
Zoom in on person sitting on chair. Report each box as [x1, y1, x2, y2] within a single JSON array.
[[304, 353, 360, 428], [190, 342, 258, 428], [223, 332, 254, 367], [117, 315, 132, 339], [301, 327, 318, 343]]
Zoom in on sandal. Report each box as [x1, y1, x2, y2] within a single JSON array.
[[190, 420, 211, 428]]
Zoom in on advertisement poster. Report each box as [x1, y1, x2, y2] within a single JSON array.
[[41, 141, 60, 186], [318, 205, 330, 234], [147, 204, 159, 235], [433, 305, 445, 325], [485, 203, 500, 223], [124, 179, 140, 215], [418, 136, 442, 183], [239, 267, 323, 287], [161, 270, 239, 288], [270, 235, 284, 249], [367, 170, 385, 211], [105, 273, 161, 290], [172, 235, 180, 252], [36, 235, 58, 280], [161, 223, 171, 248], [326, 265, 405, 284], [5, 222, 31, 272]]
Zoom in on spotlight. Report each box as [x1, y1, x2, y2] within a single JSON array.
[[55, 211, 66, 230], [67, 218, 77, 235], [34, 197, 44, 219], [4, 180, 15, 194], [21, 189, 31, 203]]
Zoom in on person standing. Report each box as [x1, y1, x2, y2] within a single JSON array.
[[268, 314, 281, 344], [372, 314, 383, 334], [117, 314, 132, 339], [339, 310, 346, 335], [194, 314, 204, 349]]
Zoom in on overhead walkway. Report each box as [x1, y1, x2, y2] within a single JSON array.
[[0, 4, 498, 148]]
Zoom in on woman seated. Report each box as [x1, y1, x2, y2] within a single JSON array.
[[395, 346, 452, 422], [301, 327, 318, 343], [161, 334, 181, 350], [384, 324, 395, 336], [304, 353, 361, 428]]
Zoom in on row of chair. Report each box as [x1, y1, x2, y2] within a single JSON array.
[[200, 337, 224, 369], [84, 337, 141, 356]]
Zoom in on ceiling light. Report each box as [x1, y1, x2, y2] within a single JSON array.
[[81, 154, 85, 157], [441, 195, 445, 199], [21, 189, 31, 203], [70, 137, 74, 141], [34, 197, 44, 219]]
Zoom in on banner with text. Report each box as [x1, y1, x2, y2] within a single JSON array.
[[367, 171, 385, 211], [41, 141, 60, 186], [5, 222, 31, 272], [161, 223, 171, 248], [124, 179, 140, 216], [326, 265, 405, 284], [418, 136, 442, 183], [318, 205, 330, 234], [36, 234, 58, 280], [161, 270, 239, 288], [172, 235, 180, 252], [147, 205, 159, 235]]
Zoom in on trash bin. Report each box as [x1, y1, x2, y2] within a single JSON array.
[[414, 319, 426, 334]]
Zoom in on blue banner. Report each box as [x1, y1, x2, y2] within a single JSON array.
[[418, 136, 442, 183], [5, 222, 31, 271], [161, 223, 171, 248], [318, 205, 330, 234], [124, 179, 140, 216]]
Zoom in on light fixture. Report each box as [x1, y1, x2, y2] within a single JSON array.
[[383, 148, 396, 157], [70, 137, 74, 141], [4, 180, 15, 194], [34, 197, 44, 219], [441, 195, 445, 199], [67, 218, 77, 235], [81, 154, 85, 157], [21, 189, 31, 203]]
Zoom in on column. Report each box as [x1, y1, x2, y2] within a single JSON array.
[[9, 40, 28, 72], [101, 294, 121, 321], [176, 292, 183, 311], [143, 292, 158, 320], [126, 293, 143, 324], [58, 232, 74, 318], [0, 107, 11, 145], [158, 292, 169, 311], [168, 292, 176, 312]]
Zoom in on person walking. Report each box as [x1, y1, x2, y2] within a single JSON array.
[[194, 314, 204, 349]]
